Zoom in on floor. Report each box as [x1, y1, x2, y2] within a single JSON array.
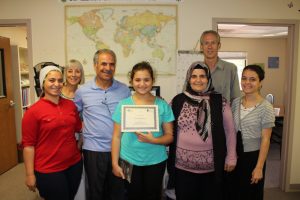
[[0, 164, 42, 200], [265, 142, 281, 188], [263, 143, 300, 200], [1, 144, 300, 200]]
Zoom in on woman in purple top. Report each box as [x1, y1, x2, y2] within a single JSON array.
[[167, 61, 237, 200]]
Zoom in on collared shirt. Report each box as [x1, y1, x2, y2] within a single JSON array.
[[22, 98, 82, 173], [74, 78, 131, 152], [208, 58, 241, 102]]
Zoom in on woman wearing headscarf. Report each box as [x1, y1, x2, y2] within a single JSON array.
[[167, 61, 237, 200], [22, 65, 83, 200]]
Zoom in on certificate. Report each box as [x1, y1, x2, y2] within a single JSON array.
[[121, 105, 159, 132]]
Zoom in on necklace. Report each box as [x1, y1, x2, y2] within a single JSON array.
[[241, 104, 256, 111], [242, 95, 262, 109]]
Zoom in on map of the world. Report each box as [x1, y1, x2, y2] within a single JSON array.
[[65, 5, 177, 75]]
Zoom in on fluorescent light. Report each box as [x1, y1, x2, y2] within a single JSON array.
[[274, 31, 288, 35], [218, 24, 247, 29]]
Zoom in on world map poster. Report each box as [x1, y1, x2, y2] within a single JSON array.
[[65, 5, 177, 75]]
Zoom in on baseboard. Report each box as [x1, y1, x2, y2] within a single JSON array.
[[289, 184, 300, 191]]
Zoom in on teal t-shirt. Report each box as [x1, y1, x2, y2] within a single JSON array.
[[112, 96, 174, 166]]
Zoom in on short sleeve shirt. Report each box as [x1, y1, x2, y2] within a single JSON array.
[[112, 96, 174, 166]]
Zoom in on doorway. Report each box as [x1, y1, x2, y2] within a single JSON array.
[[213, 18, 299, 191], [0, 19, 34, 171], [0, 19, 34, 103]]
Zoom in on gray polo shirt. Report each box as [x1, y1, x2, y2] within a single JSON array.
[[209, 58, 241, 102]]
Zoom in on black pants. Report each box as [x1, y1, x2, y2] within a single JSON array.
[[175, 168, 223, 200], [236, 150, 266, 200], [223, 170, 239, 200], [128, 161, 166, 200], [35, 159, 83, 200], [83, 150, 125, 200]]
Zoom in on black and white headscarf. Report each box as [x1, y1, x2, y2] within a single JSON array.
[[183, 61, 214, 141]]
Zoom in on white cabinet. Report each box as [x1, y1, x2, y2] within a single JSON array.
[[11, 45, 31, 143]]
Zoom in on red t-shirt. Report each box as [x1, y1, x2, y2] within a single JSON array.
[[22, 97, 82, 173]]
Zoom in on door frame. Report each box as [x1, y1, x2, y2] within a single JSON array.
[[0, 19, 34, 106], [0, 19, 34, 144], [213, 18, 299, 191]]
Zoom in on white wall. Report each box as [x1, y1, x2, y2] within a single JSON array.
[[1, 0, 300, 189], [221, 37, 287, 105], [0, 27, 27, 48]]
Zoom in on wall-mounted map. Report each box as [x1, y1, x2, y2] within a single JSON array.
[[65, 5, 177, 75]]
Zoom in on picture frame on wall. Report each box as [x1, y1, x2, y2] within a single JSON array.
[[268, 56, 279, 68], [129, 86, 160, 97]]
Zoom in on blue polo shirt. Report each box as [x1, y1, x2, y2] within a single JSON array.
[[74, 78, 131, 152]]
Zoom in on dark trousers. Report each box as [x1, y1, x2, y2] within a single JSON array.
[[83, 150, 125, 200], [35, 159, 83, 200], [223, 170, 239, 200], [175, 168, 223, 200], [128, 161, 166, 200], [236, 150, 266, 200]]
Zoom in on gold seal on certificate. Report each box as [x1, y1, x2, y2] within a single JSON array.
[[121, 105, 159, 132]]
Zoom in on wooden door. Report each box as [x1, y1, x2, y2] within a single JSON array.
[[0, 36, 18, 174]]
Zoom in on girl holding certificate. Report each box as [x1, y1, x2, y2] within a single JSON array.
[[111, 61, 174, 200]]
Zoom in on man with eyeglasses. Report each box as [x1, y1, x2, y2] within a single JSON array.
[[74, 49, 131, 200], [201, 30, 240, 102]]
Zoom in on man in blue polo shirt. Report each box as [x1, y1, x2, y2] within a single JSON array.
[[74, 49, 131, 200]]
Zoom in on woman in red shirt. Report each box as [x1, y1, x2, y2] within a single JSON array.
[[22, 65, 82, 200]]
